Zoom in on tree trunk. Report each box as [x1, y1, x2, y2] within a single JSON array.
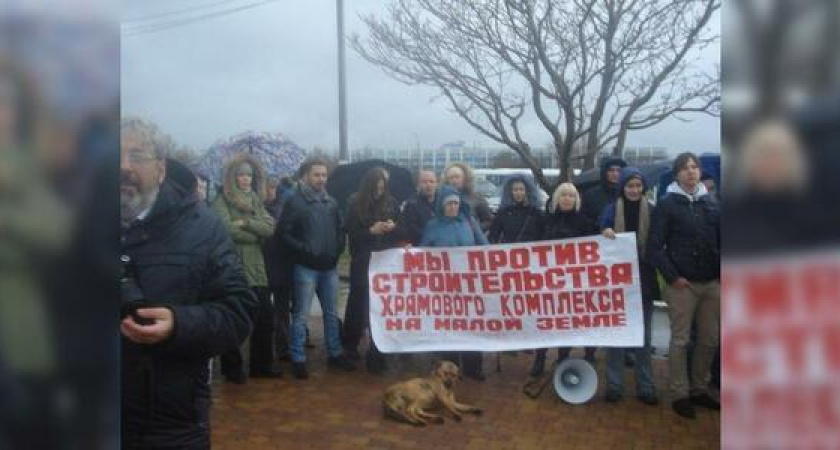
[[613, 125, 629, 159]]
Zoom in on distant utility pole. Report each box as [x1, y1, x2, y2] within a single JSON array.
[[337, 0, 348, 163]]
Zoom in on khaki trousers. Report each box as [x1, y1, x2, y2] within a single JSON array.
[[665, 280, 720, 399]]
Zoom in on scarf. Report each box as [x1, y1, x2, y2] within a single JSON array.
[[223, 186, 257, 214], [614, 198, 650, 253]]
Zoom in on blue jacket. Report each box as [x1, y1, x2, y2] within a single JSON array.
[[420, 186, 489, 247]]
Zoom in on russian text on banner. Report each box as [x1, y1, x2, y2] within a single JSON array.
[[368, 233, 644, 352]]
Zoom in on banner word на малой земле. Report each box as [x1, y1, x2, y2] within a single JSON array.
[[369, 233, 644, 352]]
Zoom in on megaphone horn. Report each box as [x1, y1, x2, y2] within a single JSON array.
[[553, 357, 598, 405]]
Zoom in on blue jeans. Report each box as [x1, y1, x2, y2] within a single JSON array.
[[606, 301, 656, 397], [290, 265, 343, 362]]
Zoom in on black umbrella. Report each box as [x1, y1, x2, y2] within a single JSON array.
[[326, 159, 416, 215]]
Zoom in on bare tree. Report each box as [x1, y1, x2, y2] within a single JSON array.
[[351, 0, 719, 189]]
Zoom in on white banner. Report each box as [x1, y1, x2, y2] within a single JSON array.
[[368, 233, 644, 352]]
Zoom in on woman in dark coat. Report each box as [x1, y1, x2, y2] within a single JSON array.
[[343, 167, 402, 373], [599, 166, 660, 405], [488, 175, 543, 244], [530, 182, 594, 376]]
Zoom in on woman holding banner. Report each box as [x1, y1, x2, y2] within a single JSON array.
[[529, 182, 594, 377], [599, 167, 659, 406], [344, 167, 402, 374], [421, 185, 489, 380]]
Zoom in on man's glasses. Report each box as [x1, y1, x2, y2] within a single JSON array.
[[124, 151, 159, 165]]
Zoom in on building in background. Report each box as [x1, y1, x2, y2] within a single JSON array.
[[352, 142, 673, 175]]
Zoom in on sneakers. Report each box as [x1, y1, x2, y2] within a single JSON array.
[[328, 355, 357, 372], [690, 393, 720, 410], [605, 391, 622, 403], [291, 362, 309, 379], [637, 394, 659, 406], [672, 398, 696, 419]]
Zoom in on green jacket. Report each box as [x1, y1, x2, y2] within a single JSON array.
[[212, 190, 275, 287]]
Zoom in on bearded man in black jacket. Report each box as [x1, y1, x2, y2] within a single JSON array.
[[120, 118, 254, 449]]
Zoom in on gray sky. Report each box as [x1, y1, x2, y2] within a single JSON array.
[[122, 0, 721, 156]]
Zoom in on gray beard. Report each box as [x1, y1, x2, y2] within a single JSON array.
[[121, 186, 159, 227]]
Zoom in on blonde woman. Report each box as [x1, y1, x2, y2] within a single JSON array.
[[530, 182, 594, 376]]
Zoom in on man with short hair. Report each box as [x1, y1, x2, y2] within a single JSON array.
[[399, 169, 438, 244], [647, 152, 721, 420], [280, 157, 355, 378], [120, 118, 254, 449]]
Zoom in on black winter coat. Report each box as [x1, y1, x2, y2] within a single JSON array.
[[346, 194, 402, 258], [541, 209, 593, 241], [647, 190, 721, 283], [263, 193, 293, 288], [121, 160, 254, 449], [279, 185, 346, 271], [581, 185, 617, 232], [488, 204, 543, 243], [399, 193, 436, 245], [580, 156, 627, 231]]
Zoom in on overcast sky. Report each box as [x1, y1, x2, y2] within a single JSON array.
[[122, 0, 721, 156]]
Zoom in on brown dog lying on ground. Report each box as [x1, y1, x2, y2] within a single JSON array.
[[382, 360, 483, 426]]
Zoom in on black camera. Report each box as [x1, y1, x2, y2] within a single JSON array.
[[120, 255, 155, 326]]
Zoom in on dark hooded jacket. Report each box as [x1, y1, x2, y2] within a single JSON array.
[[421, 186, 489, 247], [399, 191, 436, 245], [488, 175, 543, 244], [599, 167, 660, 302], [581, 157, 627, 230], [279, 182, 346, 271], [646, 180, 720, 284], [121, 159, 254, 449]]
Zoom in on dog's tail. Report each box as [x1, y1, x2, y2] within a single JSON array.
[[382, 394, 415, 425]]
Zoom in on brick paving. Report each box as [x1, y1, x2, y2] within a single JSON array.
[[210, 320, 720, 450]]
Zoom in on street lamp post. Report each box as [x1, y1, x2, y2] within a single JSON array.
[[337, 0, 348, 164]]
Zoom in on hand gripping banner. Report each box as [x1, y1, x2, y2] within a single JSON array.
[[369, 233, 644, 352]]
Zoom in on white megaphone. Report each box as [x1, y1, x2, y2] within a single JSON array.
[[553, 357, 598, 405]]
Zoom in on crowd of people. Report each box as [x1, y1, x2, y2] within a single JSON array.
[[120, 117, 720, 448]]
